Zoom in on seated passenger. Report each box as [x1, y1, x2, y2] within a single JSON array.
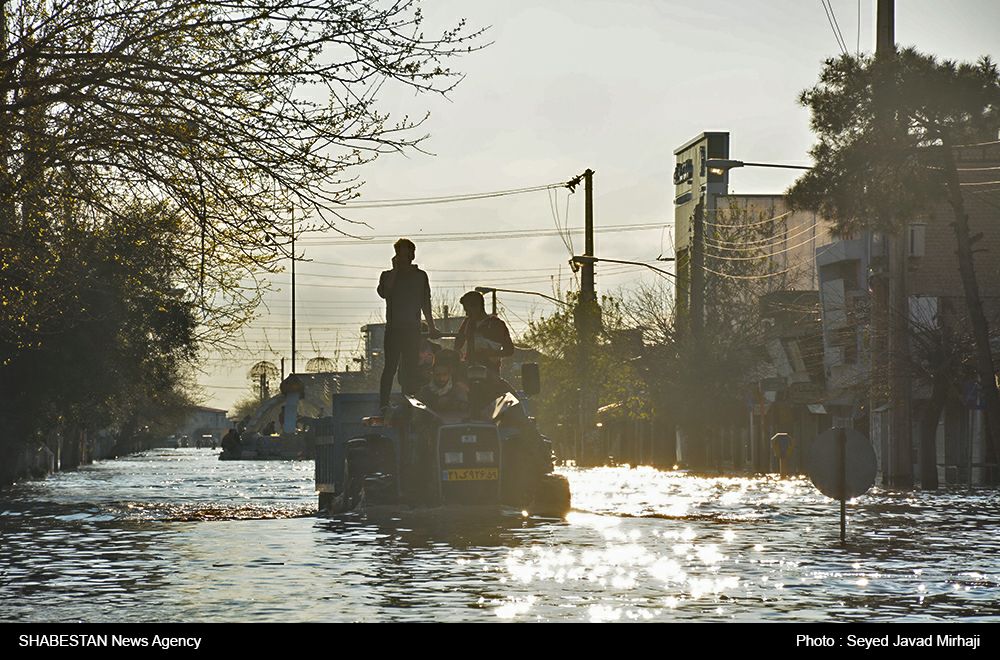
[[417, 349, 468, 418], [455, 290, 517, 400]]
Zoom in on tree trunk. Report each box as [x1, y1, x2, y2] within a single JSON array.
[[941, 139, 1000, 483]]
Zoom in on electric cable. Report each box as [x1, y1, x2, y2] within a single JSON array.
[[297, 222, 666, 245], [332, 181, 569, 209], [702, 209, 794, 230], [705, 218, 818, 250], [820, 0, 850, 56], [705, 230, 820, 262]]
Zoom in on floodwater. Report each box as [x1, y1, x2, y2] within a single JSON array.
[[1, 449, 998, 622]]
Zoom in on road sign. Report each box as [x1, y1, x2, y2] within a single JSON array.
[[808, 427, 877, 500], [808, 427, 877, 543]]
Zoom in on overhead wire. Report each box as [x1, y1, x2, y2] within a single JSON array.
[[700, 261, 803, 281], [697, 233, 837, 281], [563, 189, 575, 255], [857, 0, 861, 56], [924, 164, 1000, 172], [705, 230, 820, 262], [331, 182, 569, 209], [297, 222, 666, 246], [261, 263, 637, 286], [953, 139, 1000, 148], [820, 0, 850, 56], [302, 258, 571, 273], [549, 187, 574, 256], [705, 218, 818, 250], [702, 209, 794, 230]]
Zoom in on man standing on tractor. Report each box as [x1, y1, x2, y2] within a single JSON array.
[[377, 238, 438, 412]]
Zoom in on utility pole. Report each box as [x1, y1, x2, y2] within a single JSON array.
[[878, 0, 913, 488], [574, 168, 600, 463], [290, 209, 297, 375], [581, 169, 596, 305]]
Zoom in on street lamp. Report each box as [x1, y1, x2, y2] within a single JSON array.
[[704, 158, 811, 176], [569, 255, 676, 279], [474, 286, 570, 315]]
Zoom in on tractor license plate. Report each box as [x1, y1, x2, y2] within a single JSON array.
[[443, 468, 498, 481]]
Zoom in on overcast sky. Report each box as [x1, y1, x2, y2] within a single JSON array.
[[199, 0, 1000, 411]]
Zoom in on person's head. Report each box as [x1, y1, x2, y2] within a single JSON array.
[[432, 349, 459, 387], [394, 238, 416, 264], [432, 362, 453, 387], [460, 290, 486, 319]]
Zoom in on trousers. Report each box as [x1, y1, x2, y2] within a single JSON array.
[[379, 326, 421, 408]]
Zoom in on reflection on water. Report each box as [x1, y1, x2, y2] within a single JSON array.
[[1, 451, 999, 621]]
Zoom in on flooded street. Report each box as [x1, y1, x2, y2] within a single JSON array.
[[1, 449, 999, 622]]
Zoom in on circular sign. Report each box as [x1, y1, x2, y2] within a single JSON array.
[[808, 428, 877, 500]]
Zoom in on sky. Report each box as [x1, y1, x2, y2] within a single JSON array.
[[198, 0, 1000, 411]]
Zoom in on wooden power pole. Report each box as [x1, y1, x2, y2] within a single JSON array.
[[878, 0, 914, 488]]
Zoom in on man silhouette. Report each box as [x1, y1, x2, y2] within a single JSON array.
[[377, 238, 437, 411]]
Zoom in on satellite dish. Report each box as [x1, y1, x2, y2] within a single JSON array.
[[306, 357, 335, 373], [249, 361, 279, 380]]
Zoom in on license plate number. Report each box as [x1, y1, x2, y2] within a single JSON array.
[[443, 468, 498, 481]]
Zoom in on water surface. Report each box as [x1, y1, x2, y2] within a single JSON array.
[[1, 449, 998, 622]]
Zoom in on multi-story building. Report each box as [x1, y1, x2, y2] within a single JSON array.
[[819, 140, 1000, 486], [672, 132, 832, 471]]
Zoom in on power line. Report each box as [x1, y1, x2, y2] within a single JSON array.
[[259, 264, 636, 286], [953, 139, 1000, 148], [331, 181, 570, 209], [301, 259, 573, 273], [699, 261, 803, 281], [924, 165, 1000, 172], [856, 0, 861, 56], [820, 0, 849, 56], [706, 230, 820, 262], [297, 222, 667, 246], [960, 180, 1000, 186], [702, 209, 794, 230], [705, 218, 818, 250]]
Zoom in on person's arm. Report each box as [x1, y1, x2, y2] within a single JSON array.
[[495, 320, 515, 357], [454, 318, 468, 353], [378, 254, 403, 299], [421, 271, 437, 333], [377, 268, 395, 299]]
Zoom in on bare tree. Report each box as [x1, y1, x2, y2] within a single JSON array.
[[1, 0, 484, 340]]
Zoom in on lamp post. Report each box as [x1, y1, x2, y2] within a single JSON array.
[[474, 286, 571, 315], [704, 159, 811, 175], [570, 255, 676, 279], [697, 157, 812, 472]]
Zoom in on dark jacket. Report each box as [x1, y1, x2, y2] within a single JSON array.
[[377, 265, 431, 329]]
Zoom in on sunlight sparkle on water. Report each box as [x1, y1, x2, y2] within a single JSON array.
[[7, 457, 1000, 623], [588, 604, 623, 622], [494, 596, 537, 619], [696, 544, 725, 565]]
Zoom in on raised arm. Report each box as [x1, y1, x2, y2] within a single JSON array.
[[377, 268, 395, 299]]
